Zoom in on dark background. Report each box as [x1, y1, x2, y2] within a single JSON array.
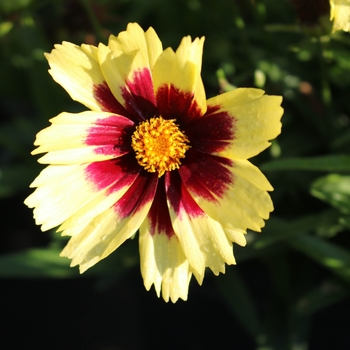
[[1, 1, 350, 349]]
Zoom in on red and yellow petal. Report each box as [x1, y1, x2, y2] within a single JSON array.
[[153, 36, 207, 121], [97, 23, 161, 120], [61, 171, 158, 272], [46, 42, 107, 112], [179, 151, 273, 233], [139, 217, 192, 303], [58, 157, 142, 233], [165, 172, 236, 281], [205, 88, 283, 160], [24, 155, 141, 231], [138, 177, 192, 302], [32, 111, 134, 164]]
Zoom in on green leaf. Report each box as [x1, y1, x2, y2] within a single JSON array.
[[0, 248, 76, 278], [216, 68, 236, 92], [339, 216, 350, 229], [234, 210, 345, 264], [295, 280, 350, 316], [0, 240, 138, 279], [289, 234, 350, 284], [311, 174, 350, 214], [253, 212, 338, 249], [0, 21, 13, 37], [261, 155, 350, 172], [0, 0, 34, 14]]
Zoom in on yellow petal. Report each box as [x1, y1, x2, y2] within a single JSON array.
[[330, 0, 350, 32], [61, 206, 137, 272], [36, 148, 114, 165], [25, 164, 98, 231], [171, 212, 237, 278], [224, 228, 247, 247], [206, 88, 283, 159], [108, 23, 162, 70], [139, 218, 192, 303], [45, 42, 106, 111], [27, 163, 78, 188], [168, 208, 206, 283], [144, 26, 164, 68]]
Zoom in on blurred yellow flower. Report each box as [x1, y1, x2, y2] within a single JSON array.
[[330, 0, 350, 32], [25, 23, 283, 302]]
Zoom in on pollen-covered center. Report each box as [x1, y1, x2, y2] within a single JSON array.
[[131, 116, 190, 177]]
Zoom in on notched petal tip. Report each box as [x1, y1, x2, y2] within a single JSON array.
[[139, 222, 192, 303]]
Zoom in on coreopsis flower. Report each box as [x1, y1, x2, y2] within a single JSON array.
[[330, 0, 350, 32], [25, 23, 283, 302]]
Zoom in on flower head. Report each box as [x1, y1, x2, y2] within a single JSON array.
[[330, 0, 350, 32], [25, 23, 283, 302]]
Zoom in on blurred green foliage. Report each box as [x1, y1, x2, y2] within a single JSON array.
[[1, 0, 350, 349]]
